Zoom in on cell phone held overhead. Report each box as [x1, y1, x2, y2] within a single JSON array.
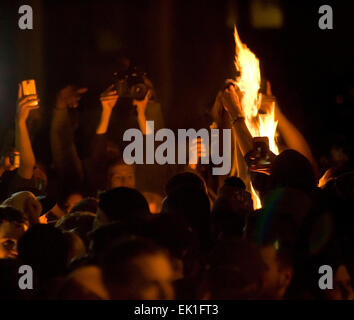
[[21, 79, 37, 96], [245, 137, 275, 175]]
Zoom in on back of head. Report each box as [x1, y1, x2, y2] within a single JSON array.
[[56, 211, 95, 247], [99, 236, 173, 299], [18, 224, 68, 280], [205, 237, 266, 299], [2, 191, 41, 225], [89, 221, 145, 258], [212, 177, 252, 238], [165, 172, 206, 196], [98, 187, 150, 224], [271, 150, 315, 193], [70, 197, 98, 214], [162, 186, 211, 247]]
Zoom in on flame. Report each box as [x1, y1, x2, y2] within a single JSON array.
[[233, 25, 279, 209]]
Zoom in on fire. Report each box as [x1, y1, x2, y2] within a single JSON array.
[[233, 25, 279, 209]]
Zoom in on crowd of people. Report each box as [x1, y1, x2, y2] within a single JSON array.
[[0, 73, 353, 300]]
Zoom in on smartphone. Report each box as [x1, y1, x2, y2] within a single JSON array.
[[253, 137, 269, 158], [251, 137, 272, 166], [21, 79, 37, 96], [9, 151, 20, 169]]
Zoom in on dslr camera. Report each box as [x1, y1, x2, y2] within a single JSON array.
[[113, 67, 149, 101]]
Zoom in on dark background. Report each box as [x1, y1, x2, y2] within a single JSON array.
[[0, 0, 353, 172]]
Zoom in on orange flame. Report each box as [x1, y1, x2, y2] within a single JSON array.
[[233, 25, 279, 209]]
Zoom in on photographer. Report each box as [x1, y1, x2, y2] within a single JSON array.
[[86, 72, 165, 195]]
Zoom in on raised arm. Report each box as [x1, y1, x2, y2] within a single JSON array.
[[219, 82, 253, 157], [96, 85, 119, 135], [50, 86, 87, 183], [133, 90, 152, 135], [15, 84, 40, 179], [262, 82, 319, 178]]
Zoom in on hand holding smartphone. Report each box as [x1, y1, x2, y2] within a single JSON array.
[[17, 79, 40, 121], [21, 79, 37, 96], [245, 137, 275, 175]]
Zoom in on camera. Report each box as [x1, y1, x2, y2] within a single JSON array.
[[113, 68, 148, 101]]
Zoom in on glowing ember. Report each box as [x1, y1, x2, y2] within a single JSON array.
[[233, 25, 279, 209]]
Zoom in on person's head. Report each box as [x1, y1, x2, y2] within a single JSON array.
[[162, 186, 211, 249], [17, 224, 68, 280], [94, 187, 150, 229], [107, 159, 135, 189], [270, 149, 316, 194], [55, 211, 96, 248], [58, 265, 109, 300], [247, 202, 299, 299], [212, 177, 252, 238], [259, 243, 294, 300], [311, 236, 354, 300], [60, 193, 84, 214], [165, 172, 207, 196], [69, 197, 98, 214], [203, 238, 267, 299], [0, 206, 28, 259], [100, 237, 175, 300], [55, 185, 85, 216], [88, 221, 144, 258], [325, 264, 354, 300], [2, 191, 42, 226], [63, 231, 86, 265]]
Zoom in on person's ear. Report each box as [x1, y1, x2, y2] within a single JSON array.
[[279, 266, 293, 293]]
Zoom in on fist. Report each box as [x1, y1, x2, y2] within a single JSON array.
[[100, 85, 119, 110], [220, 80, 244, 119], [56, 85, 88, 109]]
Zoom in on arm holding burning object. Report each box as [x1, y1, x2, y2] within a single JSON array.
[[219, 81, 254, 158], [219, 80, 318, 179]]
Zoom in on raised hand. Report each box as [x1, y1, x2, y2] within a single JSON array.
[[100, 84, 119, 110], [260, 81, 280, 119], [220, 80, 244, 120], [132, 90, 151, 113], [133, 90, 151, 135], [16, 84, 40, 123], [56, 85, 88, 109]]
